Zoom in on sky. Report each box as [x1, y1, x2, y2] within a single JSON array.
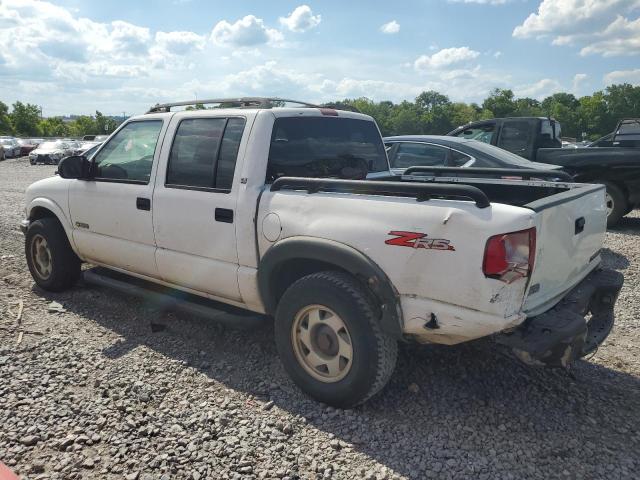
[[0, 0, 639, 117]]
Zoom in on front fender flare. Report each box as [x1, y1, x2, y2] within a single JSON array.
[[27, 197, 80, 257], [258, 236, 403, 338]]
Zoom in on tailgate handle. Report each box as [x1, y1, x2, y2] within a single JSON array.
[[575, 217, 585, 235]]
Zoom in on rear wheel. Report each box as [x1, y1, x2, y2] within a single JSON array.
[[25, 218, 81, 292], [275, 271, 397, 408], [603, 182, 627, 228]]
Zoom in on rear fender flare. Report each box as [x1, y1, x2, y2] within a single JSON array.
[[258, 236, 403, 338]]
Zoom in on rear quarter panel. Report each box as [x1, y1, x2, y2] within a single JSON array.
[[258, 191, 537, 340]]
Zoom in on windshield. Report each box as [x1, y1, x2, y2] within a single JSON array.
[[465, 140, 534, 166], [266, 116, 389, 182]]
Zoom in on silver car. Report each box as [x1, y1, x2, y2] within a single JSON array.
[[0, 137, 21, 158]]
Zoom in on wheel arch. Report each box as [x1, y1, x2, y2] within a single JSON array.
[[26, 199, 80, 257], [258, 236, 403, 338]]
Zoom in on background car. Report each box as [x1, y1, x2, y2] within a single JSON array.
[[28, 140, 74, 165], [0, 137, 22, 158], [73, 141, 102, 157], [17, 138, 41, 156], [383, 135, 561, 175]]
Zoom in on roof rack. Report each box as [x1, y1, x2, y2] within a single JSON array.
[[147, 97, 320, 113]]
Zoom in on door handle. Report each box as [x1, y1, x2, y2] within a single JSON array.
[[136, 197, 151, 211], [575, 217, 585, 234], [215, 208, 234, 223]]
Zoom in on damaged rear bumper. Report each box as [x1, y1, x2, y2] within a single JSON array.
[[496, 268, 624, 367]]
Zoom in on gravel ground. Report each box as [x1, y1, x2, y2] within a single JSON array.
[[1, 156, 639, 480]]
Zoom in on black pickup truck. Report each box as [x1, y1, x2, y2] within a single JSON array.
[[449, 118, 640, 226]]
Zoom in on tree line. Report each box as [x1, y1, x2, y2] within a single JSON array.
[[0, 101, 120, 138], [337, 83, 639, 140], [1, 83, 638, 140]]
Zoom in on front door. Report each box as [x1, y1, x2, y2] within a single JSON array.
[[68, 118, 166, 278], [152, 114, 248, 301]]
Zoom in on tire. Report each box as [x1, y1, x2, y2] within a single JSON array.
[[29, 157, 36, 165], [274, 271, 397, 408], [25, 218, 81, 292], [603, 182, 627, 228]]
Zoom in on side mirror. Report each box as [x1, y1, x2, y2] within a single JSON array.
[[58, 155, 91, 179]]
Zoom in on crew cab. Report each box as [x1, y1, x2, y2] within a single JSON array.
[[22, 98, 623, 407]]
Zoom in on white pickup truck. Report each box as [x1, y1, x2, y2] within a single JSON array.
[[22, 98, 623, 407]]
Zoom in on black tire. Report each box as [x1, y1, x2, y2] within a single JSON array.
[[29, 157, 36, 165], [274, 271, 397, 408], [25, 218, 81, 292], [603, 182, 627, 228]]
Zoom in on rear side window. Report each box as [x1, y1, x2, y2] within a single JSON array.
[[166, 117, 246, 191], [216, 118, 245, 190], [498, 121, 532, 155], [455, 124, 496, 144], [390, 142, 447, 168], [266, 117, 388, 182], [449, 149, 472, 167]]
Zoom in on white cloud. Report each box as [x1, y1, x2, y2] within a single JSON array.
[[154, 31, 206, 55], [572, 73, 588, 92], [414, 47, 480, 71], [604, 68, 640, 85], [279, 5, 321, 33], [211, 15, 283, 47], [515, 78, 563, 99], [380, 20, 400, 34], [513, 0, 640, 57]]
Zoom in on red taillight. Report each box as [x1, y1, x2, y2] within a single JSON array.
[[483, 228, 536, 283]]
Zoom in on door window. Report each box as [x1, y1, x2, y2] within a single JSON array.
[[455, 124, 496, 144], [166, 117, 246, 191], [449, 149, 473, 166], [93, 120, 163, 183], [498, 121, 531, 155], [390, 142, 448, 168]]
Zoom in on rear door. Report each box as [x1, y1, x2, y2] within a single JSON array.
[[152, 113, 250, 301]]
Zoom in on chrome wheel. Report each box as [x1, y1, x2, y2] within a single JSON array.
[[291, 305, 353, 383], [605, 192, 614, 216], [31, 234, 52, 280]]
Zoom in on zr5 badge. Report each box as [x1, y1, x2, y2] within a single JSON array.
[[385, 231, 455, 251]]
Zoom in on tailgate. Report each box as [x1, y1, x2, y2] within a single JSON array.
[[523, 184, 606, 315]]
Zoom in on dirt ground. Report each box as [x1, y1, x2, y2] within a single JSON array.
[[1, 156, 639, 480]]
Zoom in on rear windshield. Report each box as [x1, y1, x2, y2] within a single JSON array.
[[266, 117, 389, 182]]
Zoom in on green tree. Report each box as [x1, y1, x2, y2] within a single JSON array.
[[0, 101, 13, 134], [95, 111, 118, 135], [11, 101, 42, 136], [38, 117, 69, 137], [482, 89, 516, 118], [68, 116, 97, 137], [541, 93, 580, 138]]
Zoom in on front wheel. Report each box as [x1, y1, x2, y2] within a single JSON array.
[[25, 218, 81, 292], [274, 271, 397, 408]]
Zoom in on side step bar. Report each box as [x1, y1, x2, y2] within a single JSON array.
[[83, 268, 266, 329]]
